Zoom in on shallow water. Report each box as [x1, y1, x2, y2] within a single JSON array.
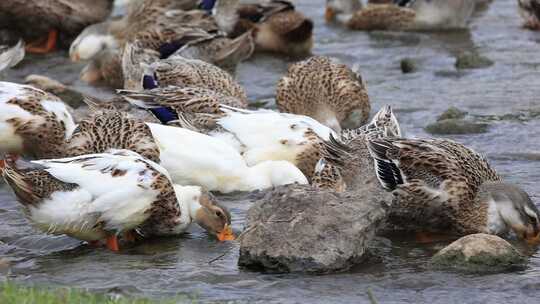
[[2, 0, 540, 303]]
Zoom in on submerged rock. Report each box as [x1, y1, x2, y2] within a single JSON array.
[[437, 107, 468, 121], [431, 234, 526, 273], [425, 119, 489, 135], [238, 183, 390, 274], [455, 52, 494, 70]]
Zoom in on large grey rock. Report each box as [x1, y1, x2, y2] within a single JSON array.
[[431, 234, 526, 273], [238, 184, 390, 274]]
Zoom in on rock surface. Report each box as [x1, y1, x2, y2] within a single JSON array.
[[238, 183, 391, 274], [425, 119, 489, 135], [455, 52, 494, 69], [431, 234, 526, 273]]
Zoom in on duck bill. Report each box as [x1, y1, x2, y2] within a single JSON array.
[[525, 231, 540, 245], [325, 7, 336, 23], [217, 224, 235, 241]]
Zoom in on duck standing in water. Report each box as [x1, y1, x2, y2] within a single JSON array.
[[325, 0, 474, 31], [0, 0, 114, 53], [1, 150, 234, 251], [518, 0, 540, 30], [276, 56, 371, 132], [202, 0, 314, 56], [367, 137, 540, 243]]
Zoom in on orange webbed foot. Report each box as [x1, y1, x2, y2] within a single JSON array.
[[25, 29, 58, 54], [106, 235, 120, 252]]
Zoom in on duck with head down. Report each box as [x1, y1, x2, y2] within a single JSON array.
[[366, 137, 540, 244], [204, 0, 314, 57], [1, 150, 234, 252], [0, 0, 114, 54], [325, 0, 474, 31]]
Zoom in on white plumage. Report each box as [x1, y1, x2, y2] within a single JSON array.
[[147, 122, 308, 193]]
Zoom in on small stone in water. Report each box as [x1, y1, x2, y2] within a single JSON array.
[[455, 52, 494, 70], [431, 234, 526, 273], [437, 107, 468, 121], [400, 58, 416, 74], [425, 119, 489, 135]]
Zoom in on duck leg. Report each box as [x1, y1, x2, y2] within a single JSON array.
[[105, 235, 120, 252], [123, 230, 137, 242], [26, 29, 58, 54]]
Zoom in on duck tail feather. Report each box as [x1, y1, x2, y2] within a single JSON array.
[[367, 138, 403, 191]]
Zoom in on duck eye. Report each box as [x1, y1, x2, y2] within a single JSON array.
[[215, 211, 222, 218]]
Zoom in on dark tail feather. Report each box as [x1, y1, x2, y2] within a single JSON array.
[[322, 133, 353, 169], [3, 155, 43, 206], [366, 139, 403, 191]]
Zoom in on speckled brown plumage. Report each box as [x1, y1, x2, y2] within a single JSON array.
[[147, 57, 249, 104], [138, 173, 182, 236], [118, 86, 248, 116], [312, 106, 400, 191], [66, 111, 160, 163], [367, 138, 502, 234], [3, 159, 77, 207], [174, 31, 255, 75], [4, 87, 73, 159], [347, 4, 416, 31], [232, 0, 313, 56], [276, 56, 370, 131]]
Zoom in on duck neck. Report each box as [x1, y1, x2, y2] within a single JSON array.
[[455, 182, 504, 235], [212, 0, 239, 35], [173, 185, 202, 231]]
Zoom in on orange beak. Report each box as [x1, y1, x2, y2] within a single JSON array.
[[325, 7, 336, 23], [71, 52, 81, 62], [217, 224, 235, 241], [525, 231, 540, 246]]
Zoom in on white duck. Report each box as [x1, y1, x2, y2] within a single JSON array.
[[146, 122, 308, 193], [124, 93, 335, 179], [2, 149, 235, 251], [0, 81, 77, 161]]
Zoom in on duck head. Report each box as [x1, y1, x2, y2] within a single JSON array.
[[325, 0, 362, 23], [69, 22, 117, 62], [483, 182, 540, 245], [175, 185, 234, 241]]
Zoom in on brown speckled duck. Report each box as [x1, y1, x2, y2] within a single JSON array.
[[126, 53, 249, 104], [312, 106, 401, 192], [65, 110, 161, 163], [0, 0, 114, 53], [0, 81, 77, 160], [117, 86, 248, 118], [518, 0, 540, 30], [325, 0, 475, 31], [209, 0, 314, 56], [276, 56, 371, 132], [2, 150, 234, 252], [367, 137, 540, 243]]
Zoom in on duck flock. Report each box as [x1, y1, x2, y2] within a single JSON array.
[[0, 0, 539, 255]]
